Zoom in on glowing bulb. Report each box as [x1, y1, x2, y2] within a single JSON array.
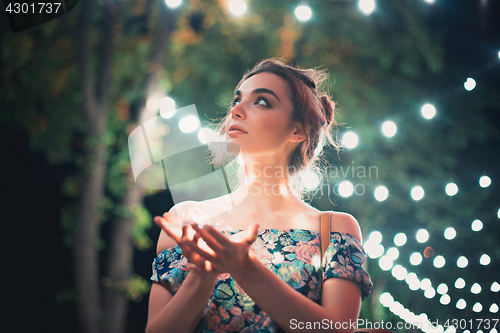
[[391, 265, 407, 280], [382, 121, 397, 137], [433, 255, 445, 268], [160, 97, 176, 118], [471, 283, 481, 294], [416, 229, 429, 243], [411, 186, 424, 201], [471, 219, 483, 231], [420, 278, 432, 290], [437, 283, 448, 294], [358, 0, 375, 15], [365, 241, 384, 259], [165, 0, 182, 9], [424, 287, 436, 299], [178, 115, 199, 133], [369, 231, 382, 243], [295, 5, 312, 21], [228, 0, 247, 16], [421, 104, 436, 119], [480, 254, 491, 265], [342, 131, 359, 149], [491, 282, 500, 292], [457, 256, 468, 268], [440, 294, 451, 305], [374, 186, 389, 201], [464, 77, 476, 91], [387, 247, 399, 260], [379, 292, 394, 306], [473, 302, 483, 312], [410, 252, 422, 265], [394, 233, 407, 246], [338, 180, 354, 197], [456, 299, 467, 310], [479, 175, 491, 188], [379, 255, 393, 270], [445, 183, 458, 196], [444, 227, 456, 240], [491, 303, 499, 313], [425, 0, 435, 3], [455, 278, 465, 289]]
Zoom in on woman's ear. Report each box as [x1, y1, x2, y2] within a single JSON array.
[[290, 122, 307, 143]]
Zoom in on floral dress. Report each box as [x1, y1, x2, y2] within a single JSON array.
[[151, 229, 373, 333]]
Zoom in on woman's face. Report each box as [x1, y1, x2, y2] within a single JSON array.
[[225, 72, 304, 159]]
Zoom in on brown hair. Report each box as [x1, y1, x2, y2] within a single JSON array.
[[216, 58, 340, 196]]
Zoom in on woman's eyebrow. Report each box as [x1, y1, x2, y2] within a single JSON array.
[[235, 88, 281, 102]]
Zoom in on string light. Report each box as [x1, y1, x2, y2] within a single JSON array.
[[178, 115, 199, 133], [471, 219, 483, 231], [464, 77, 476, 91], [457, 256, 468, 268], [394, 232, 407, 246], [455, 278, 466, 289], [411, 186, 425, 201], [229, 0, 247, 16], [479, 175, 491, 188], [437, 283, 448, 294], [295, 4, 312, 21], [358, 0, 375, 15], [416, 229, 429, 243], [374, 185, 389, 201], [410, 252, 423, 265], [342, 131, 359, 149], [165, 0, 182, 9], [433, 255, 445, 268], [382, 121, 397, 137], [421, 103, 436, 119], [338, 180, 354, 197], [160, 96, 176, 118], [471, 283, 481, 294], [445, 183, 458, 196], [480, 254, 491, 265], [456, 298, 467, 310], [444, 227, 456, 240]]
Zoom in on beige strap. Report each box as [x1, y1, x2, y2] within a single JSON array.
[[320, 212, 331, 259]]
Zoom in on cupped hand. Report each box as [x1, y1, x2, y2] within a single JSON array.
[[189, 223, 259, 275], [154, 212, 219, 276]]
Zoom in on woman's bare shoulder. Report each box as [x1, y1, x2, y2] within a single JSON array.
[[328, 211, 362, 242]]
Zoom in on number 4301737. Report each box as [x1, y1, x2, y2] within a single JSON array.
[[444, 319, 498, 330]]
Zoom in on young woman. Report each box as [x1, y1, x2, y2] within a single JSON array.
[[146, 59, 373, 333]]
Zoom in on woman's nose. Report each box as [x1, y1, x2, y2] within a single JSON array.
[[230, 102, 246, 119]]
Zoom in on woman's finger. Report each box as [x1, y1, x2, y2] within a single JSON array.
[[184, 237, 219, 262], [154, 216, 182, 243], [199, 225, 233, 247], [191, 224, 225, 252]]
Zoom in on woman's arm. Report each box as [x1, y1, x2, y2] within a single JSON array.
[[192, 212, 363, 333], [146, 206, 220, 333], [146, 271, 217, 333]]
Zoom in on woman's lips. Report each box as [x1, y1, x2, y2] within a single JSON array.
[[228, 129, 246, 135]]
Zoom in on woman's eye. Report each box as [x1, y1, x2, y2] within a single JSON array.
[[255, 98, 270, 107], [231, 98, 240, 107]]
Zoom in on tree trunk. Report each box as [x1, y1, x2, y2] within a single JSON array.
[[101, 4, 174, 333], [103, 184, 144, 333], [74, 0, 116, 332]]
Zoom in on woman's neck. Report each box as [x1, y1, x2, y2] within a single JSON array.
[[228, 159, 303, 215]]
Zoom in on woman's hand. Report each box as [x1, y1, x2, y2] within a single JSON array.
[[189, 223, 259, 276], [154, 212, 219, 277]]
